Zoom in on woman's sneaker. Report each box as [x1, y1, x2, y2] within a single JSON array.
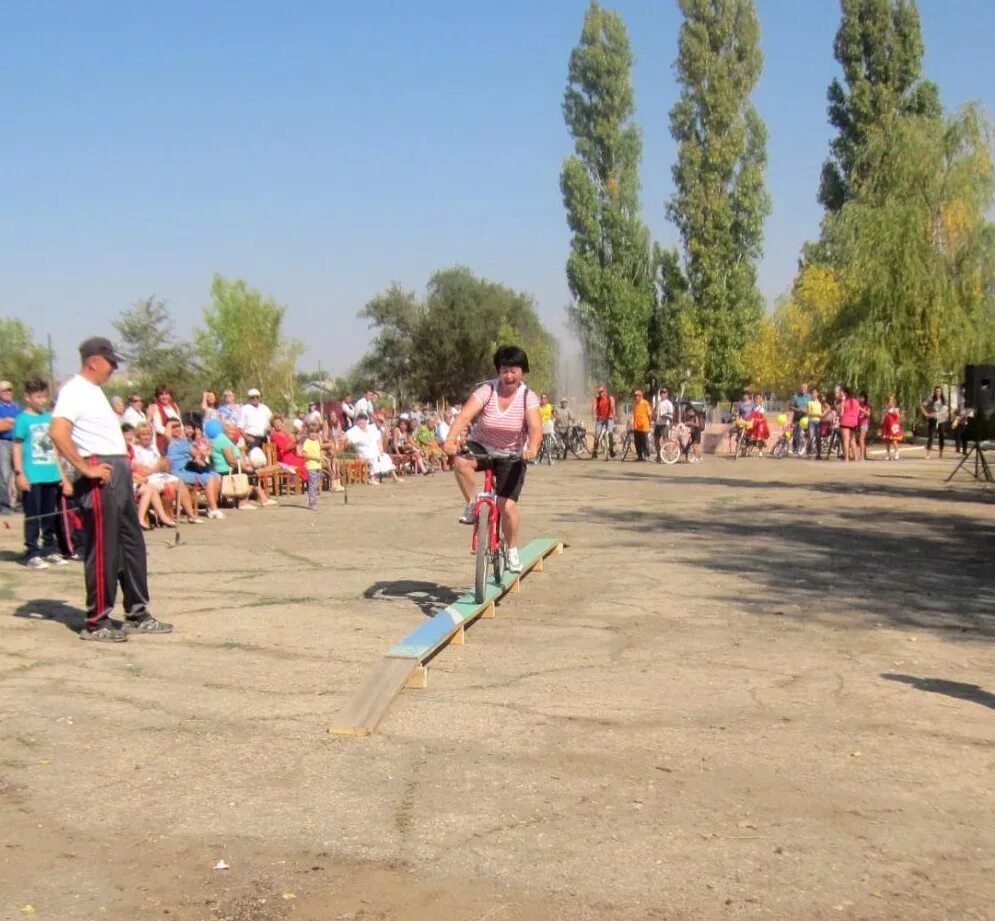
[[506, 546, 523, 573], [206, 509, 225, 520], [458, 501, 477, 525]]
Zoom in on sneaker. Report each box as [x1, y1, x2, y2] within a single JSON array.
[[80, 620, 128, 642], [506, 546, 523, 574], [24, 556, 49, 570], [458, 501, 477, 525], [263, 498, 279, 506], [68, 551, 83, 562], [240, 501, 258, 510], [206, 509, 225, 520], [331, 484, 345, 493], [123, 613, 173, 635], [45, 553, 71, 566]]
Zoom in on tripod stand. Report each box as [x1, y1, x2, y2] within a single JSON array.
[[945, 441, 993, 483]]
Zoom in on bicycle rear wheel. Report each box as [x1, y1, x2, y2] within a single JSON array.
[[475, 504, 492, 604], [620, 434, 633, 461], [570, 435, 591, 460], [772, 439, 788, 459], [660, 440, 681, 465]]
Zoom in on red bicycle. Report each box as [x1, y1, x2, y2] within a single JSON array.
[[467, 448, 520, 603]]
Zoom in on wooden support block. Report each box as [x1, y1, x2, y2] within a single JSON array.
[[405, 665, 428, 689], [449, 623, 466, 645], [480, 601, 496, 619], [508, 578, 520, 594], [552, 542, 564, 555], [533, 556, 544, 572]]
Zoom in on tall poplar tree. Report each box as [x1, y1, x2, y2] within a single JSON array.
[[561, 1, 653, 393], [668, 0, 770, 400], [819, 0, 941, 211]]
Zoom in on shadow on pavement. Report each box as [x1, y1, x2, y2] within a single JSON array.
[[13, 598, 88, 635], [363, 580, 461, 617], [882, 673, 995, 710]]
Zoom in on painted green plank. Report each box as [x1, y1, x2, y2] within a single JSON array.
[[387, 538, 558, 659]]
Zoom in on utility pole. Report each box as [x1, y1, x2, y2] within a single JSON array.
[[47, 333, 55, 386]]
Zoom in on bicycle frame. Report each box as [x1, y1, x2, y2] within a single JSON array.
[[471, 467, 501, 556]]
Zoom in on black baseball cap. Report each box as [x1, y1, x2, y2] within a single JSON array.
[[79, 336, 123, 369]]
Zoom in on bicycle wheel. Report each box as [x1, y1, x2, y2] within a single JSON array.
[[772, 439, 788, 459], [660, 439, 680, 465], [492, 539, 505, 586], [620, 433, 633, 461], [571, 436, 590, 459], [474, 504, 492, 604]]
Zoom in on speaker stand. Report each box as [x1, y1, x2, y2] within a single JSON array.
[[945, 442, 993, 484]]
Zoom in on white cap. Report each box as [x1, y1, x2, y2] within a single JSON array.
[[247, 388, 261, 397]]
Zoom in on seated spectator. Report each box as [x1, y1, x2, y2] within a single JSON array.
[[392, 418, 427, 475], [132, 422, 201, 524], [207, 418, 278, 508], [415, 417, 444, 469], [270, 415, 308, 481], [165, 419, 224, 518], [292, 409, 307, 434], [123, 423, 175, 529], [345, 413, 400, 484], [238, 387, 272, 447], [111, 395, 126, 420], [121, 392, 147, 427]]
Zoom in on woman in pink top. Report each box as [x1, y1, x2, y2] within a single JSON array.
[[839, 386, 861, 461], [444, 346, 542, 573]]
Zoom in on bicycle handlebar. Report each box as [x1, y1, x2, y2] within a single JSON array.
[[461, 447, 523, 463]]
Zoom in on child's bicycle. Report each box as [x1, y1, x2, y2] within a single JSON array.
[[771, 422, 794, 459], [465, 446, 520, 603]]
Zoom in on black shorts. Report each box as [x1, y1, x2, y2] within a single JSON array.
[[688, 427, 701, 445], [466, 441, 527, 502], [653, 421, 671, 437]]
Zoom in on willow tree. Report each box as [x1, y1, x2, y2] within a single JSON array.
[[819, 0, 941, 211], [668, 0, 770, 400], [818, 108, 995, 409], [561, 1, 653, 393]]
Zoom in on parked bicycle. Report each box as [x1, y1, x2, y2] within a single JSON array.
[[560, 423, 590, 459]]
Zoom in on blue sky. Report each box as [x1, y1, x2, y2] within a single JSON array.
[[2, 1, 993, 378]]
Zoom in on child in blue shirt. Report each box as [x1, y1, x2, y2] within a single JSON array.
[[13, 378, 72, 568]]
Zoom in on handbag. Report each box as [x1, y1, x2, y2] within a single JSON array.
[[221, 459, 251, 500]]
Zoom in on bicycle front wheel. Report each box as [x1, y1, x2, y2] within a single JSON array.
[[660, 440, 681, 465], [475, 504, 492, 604], [620, 434, 633, 461], [772, 439, 788, 459]]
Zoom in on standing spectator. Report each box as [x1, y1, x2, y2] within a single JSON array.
[[340, 394, 356, 427], [201, 390, 221, 421], [238, 388, 272, 447], [49, 337, 171, 642], [806, 388, 823, 459], [300, 421, 325, 510], [591, 385, 616, 458], [653, 388, 675, 462], [882, 396, 903, 460], [682, 403, 704, 464], [789, 383, 810, 455], [952, 384, 973, 455], [0, 380, 23, 514], [554, 398, 574, 460], [353, 389, 376, 419], [218, 389, 241, 424], [631, 389, 652, 461], [537, 393, 556, 465], [839, 387, 861, 461], [857, 392, 873, 461], [13, 378, 72, 568], [920, 385, 948, 459], [147, 384, 181, 455], [121, 393, 147, 428]]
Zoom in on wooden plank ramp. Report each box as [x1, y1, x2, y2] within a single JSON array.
[[328, 538, 564, 737]]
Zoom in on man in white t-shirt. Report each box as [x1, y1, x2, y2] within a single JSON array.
[[50, 337, 171, 643], [652, 387, 675, 463], [237, 388, 273, 447], [353, 390, 376, 420]]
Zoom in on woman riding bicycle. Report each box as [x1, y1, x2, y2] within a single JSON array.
[[443, 345, 542, 574]]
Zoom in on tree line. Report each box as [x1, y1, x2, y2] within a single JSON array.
[[562, 0, 994, 411]]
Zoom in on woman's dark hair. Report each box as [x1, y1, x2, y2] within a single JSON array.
[[154, 384, 172, 399], [493, 345, 529, 373], [932, 386, 945, 403], [859, 392, 868, 402]]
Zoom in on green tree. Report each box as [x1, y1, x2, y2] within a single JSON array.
[[668, 0, 771, 401], [113, 297, 199, 404], [815, 108, 995, 411], [196, 274, 304, 412], [0, 319, 51, 389], [819, 0, 941, 211], [560, 1, 653, 393], [646, 245, 695, 391], [356, 284, 424, 403]]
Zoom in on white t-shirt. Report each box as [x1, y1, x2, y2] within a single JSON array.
[[353, 397, 374, 418], [53, 374, 127, 457], [121, 406, 146, 428], [655, 398, 675, 422], [238, 402, 273, 437], [132, 443, 160, 467]]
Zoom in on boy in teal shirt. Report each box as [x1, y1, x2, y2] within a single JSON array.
[[13, 378, 72, 569]]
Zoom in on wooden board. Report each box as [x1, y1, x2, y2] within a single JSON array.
[[327, 657, 418, 736]]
